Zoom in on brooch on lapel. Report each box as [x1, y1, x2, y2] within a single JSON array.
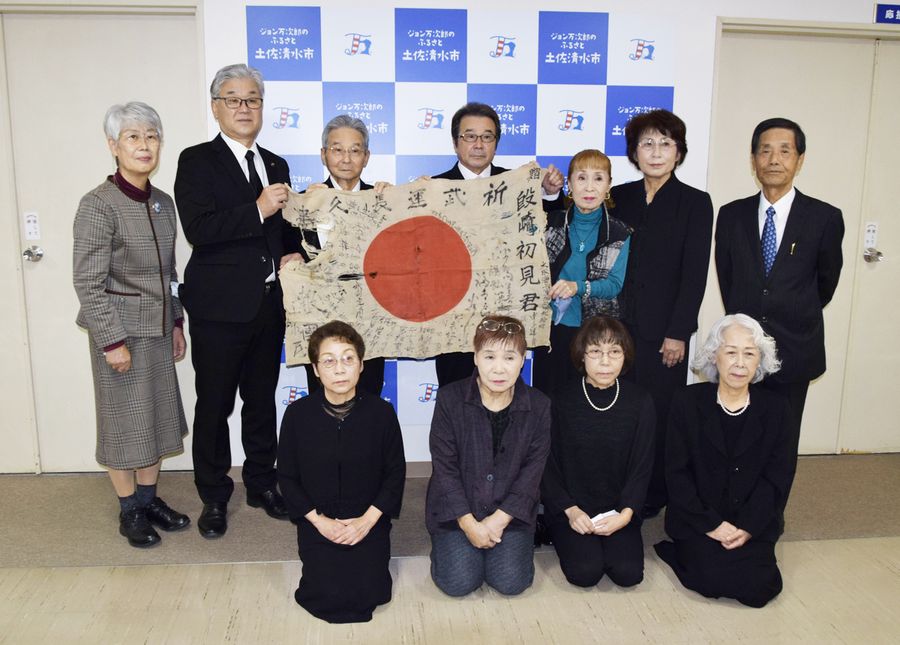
[[151, 202, 161, 213]]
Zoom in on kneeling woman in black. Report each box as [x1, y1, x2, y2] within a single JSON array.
[[278, 321, 406, 623], [654, 313, 791, 608], [541, 315, 655, 588]]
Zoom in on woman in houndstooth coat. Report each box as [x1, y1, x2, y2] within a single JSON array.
[[73, 102, 190, 548]]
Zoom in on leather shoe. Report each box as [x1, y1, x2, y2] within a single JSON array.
[[247, 489, 289, 520], [198, 502, 228, 539], [146, 497, 191, 532], [119, 507, 161, 548]]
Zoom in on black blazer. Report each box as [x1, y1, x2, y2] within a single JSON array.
[[174, 134, 299, 323], [664, 383, 793, 543], [715, 190, 844, 383], [433, 162, 563, 212], [610, 175, 713, 343]]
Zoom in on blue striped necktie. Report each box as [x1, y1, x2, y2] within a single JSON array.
[[761, 206, 777, 276]]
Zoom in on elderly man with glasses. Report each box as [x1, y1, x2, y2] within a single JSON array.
[[299, 115, 389, 396], [174, 63, 303, 539]]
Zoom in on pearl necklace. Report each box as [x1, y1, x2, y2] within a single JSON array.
[[582, 377, 619, 412], [716, 390, 750, 416]]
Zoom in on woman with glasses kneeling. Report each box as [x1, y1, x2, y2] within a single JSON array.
[[541, 315, 655, 588], [426, 315, 551, 596], [277, 321, 405, 623], [654, 314, 791, 608]]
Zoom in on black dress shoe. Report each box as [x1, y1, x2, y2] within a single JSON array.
[[119, 507, 161, 548], [146, 497, 191, 532], [198, 502, 228, 539], [246, 489, 289, 520]]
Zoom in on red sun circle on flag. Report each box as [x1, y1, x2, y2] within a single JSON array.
[[363, 215, 472, 322]]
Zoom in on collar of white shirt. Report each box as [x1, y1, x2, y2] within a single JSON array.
[[328, 175, 361, 192], [457, 161, 493, 180], [219, 132, 266, 185]]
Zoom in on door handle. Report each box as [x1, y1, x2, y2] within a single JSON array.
[[22, 245, 44, 262], [863, 247, 883, 263]]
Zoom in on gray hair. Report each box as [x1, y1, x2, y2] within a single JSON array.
[[691, 313, 781, 383], [103, 102, 163, 141], [321, 114, 369, 150], [209, 63, 265, 99]]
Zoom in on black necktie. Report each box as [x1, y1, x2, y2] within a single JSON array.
[[245, 150, 264, 197]]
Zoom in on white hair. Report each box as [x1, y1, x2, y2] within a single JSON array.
[[321, 114, 369, 150], [210, 63, 265, 99], [103, 102, 163, 141], [691, 313, 781, 383]]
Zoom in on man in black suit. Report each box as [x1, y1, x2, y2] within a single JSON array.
[[300, 114, 386, 396], [175, 64, 303, 538], [432, 102, 565, 386], [715, 117, 844, 465]]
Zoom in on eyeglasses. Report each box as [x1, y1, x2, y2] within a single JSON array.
[[585, 347, 624, 361], [459, 132, 497, 144], [326, 145, 366, 159], [480, 319, 523, 334], [637, 137, 675, 152], [317, 354, 359, 370], [213, 96, 263, 110]]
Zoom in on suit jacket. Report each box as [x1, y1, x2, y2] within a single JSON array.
[[425, 375, 551, 534], [174, 134, 299, 323], [715, 190, 844, 383], [664, 383, 793, 543], [73, 178, 182, 348], [433, 162, 564, 212], [610, 175, 713, 343]]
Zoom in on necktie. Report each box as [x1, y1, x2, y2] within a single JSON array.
[[761, 206, 777, 276], [245, 150, 264, 197]]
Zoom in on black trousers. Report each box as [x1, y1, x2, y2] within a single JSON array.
[[548, 517, 644, 588], [189, 287, 284, 503], [625, 329, 689, 510], [759, 377, 809, 501], [531, 324, 580, 397], [305, 357, 386, 397], [654, 537, 783, 608]]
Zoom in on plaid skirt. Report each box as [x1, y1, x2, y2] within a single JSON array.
[[89, 334, 188, 470]]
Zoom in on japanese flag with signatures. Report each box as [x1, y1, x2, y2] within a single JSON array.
[[280, 162, 552, 364]]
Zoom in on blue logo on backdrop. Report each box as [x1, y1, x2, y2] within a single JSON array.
[[629, 39, 656, 61], [538, 11, 609, 85], [395, 8, 467, 82], [283, 155, 325, 192], [272, 107, 301, 129], [322, 82, 395, 154], [489, 36, 517, 58], [604, 85, 674, 156], [418, 382, 439, 403], [344, 32, 373, 56], [417, 108, 445, 129], [281, 385, 308, 406], [468, 84, 537, 155], [559, 110, 585, 131], [246, 6, 322, 81], [396, 156, 459, 183]]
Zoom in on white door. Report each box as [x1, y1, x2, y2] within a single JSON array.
[[0, 9, 204, 471], [838, 39, 900, 452], [702, 25, 899, 453]]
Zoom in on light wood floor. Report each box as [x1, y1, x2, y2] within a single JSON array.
[[2, 537, 898, 644]]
